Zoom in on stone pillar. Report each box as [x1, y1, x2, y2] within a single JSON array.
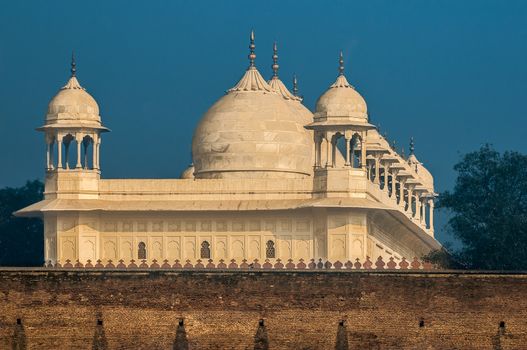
[[91, 135, 97, 170], [76, 136, 82, 169], [399, 179, 405, 207], [325, 137, 330, 168], [383, 164, 389, 190], [345, 136, 351, 166], [57, 137, 62, 170], [361, 138, 367, 170], [374, 156, 380, 184], [407, 185, 414, 215], [429, 198, 435, 233], [49, 141, 54, 170], [331, 137, 337, 168], [95, 138, 101, 170], [46, 142, 51, 170], [315, 136, 321, 168], [389, 169, 398, 198], [416, 195, 422, 221]]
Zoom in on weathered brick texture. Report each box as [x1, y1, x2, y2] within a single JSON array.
[[0, 270, 526, 349]]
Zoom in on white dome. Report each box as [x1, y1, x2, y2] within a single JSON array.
[[45, 76, 103, 128], [315, 75, 368, 121], [192, 67, 312, 179]]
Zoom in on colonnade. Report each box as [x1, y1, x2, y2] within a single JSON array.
[[45, 132, 101, 171], [368, 156, 434, 233], [314, 131, 366, 169]]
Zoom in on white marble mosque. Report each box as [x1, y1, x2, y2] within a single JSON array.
[[17, 31, 441, 266]]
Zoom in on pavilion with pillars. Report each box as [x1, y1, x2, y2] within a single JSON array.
[[17, 31, 440, 266]]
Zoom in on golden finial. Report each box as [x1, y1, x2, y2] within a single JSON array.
[[338, 50, 344, 76], [248, 30, 256, 67], [71, 51, 76, 77], [293, 74, 298, 96], [272, 41, 279, 77]]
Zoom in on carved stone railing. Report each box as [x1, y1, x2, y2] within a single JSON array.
[[366, 179, 432, 235], [46, 256, 436, 270]]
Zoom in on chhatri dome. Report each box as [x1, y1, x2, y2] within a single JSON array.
[[40, 54, 107, 131], [192, 31, 313, 179], [315, 51, 368, 123]]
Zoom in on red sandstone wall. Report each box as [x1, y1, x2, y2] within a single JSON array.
[[0, 270, 526, 349]]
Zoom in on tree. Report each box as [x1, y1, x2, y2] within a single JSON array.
[[0, 180, 44, 266], [436, 145, 527, 270]]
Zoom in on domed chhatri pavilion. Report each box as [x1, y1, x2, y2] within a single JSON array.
[[17, 32, 440, 266]]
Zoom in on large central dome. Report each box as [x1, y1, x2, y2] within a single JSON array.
[[192, 34, 312, 179]]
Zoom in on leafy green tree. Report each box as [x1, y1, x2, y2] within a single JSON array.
[[0, 180, 44, 266], [436, 145, 527, 270]]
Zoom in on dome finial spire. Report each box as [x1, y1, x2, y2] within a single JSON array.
[[248, 30, 256, 68], [272, 41, 279, 77], [338, 50, 344, 76], [70, 51, 76, 77], [292, 74, 298, 96], [409, 137, 415, 155]]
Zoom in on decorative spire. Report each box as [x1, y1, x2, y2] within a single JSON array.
[[401, 147, 406, 159], [391, 140, 396, 150], [71, 51, 76, 77], [61, 51, 84, 90], [338, 51, 344, 76], [292, 74, 299, 96], [409, 137, 415, 155], [272, 42, 279, 77], [330, 50, 353, 89], [248, 30, 256, 68]]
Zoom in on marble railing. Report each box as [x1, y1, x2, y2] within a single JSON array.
[[45, 256, 436, 270]]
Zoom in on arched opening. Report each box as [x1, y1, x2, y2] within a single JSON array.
[[82, 135, 94, 169], [350, 133, 362, 168], [62, 134, 75, 169], [46, 135, 56, 170], [334, 133, 347, 167], [138, 242, 147, 260], [200, 241, 211, 259], [265, 240, 275, 259]]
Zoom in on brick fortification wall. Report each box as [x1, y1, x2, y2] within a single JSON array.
[[0, 270, 526, 349]]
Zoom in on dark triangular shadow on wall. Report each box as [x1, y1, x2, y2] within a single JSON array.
[[12, 318, 27, 350], [254, 319, 269, 350], [335, 320, 349, 350], [92, 314, 108, 350], [173, 318, 189, 350]]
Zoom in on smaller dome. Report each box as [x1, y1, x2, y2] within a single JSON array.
[[315, 74, 368, 120], [45, 76, 102, 128], [408, 154, 434, 190], [180, 164, 195, 179]]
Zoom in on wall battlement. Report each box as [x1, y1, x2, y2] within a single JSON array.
[[0, 270, 526, 349]]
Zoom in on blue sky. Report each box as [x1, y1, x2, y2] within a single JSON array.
[[1, 0, 526, 244]]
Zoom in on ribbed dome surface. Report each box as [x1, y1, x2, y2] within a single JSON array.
[[192, 67, 312, 179], [45, 76, 102, 127]]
